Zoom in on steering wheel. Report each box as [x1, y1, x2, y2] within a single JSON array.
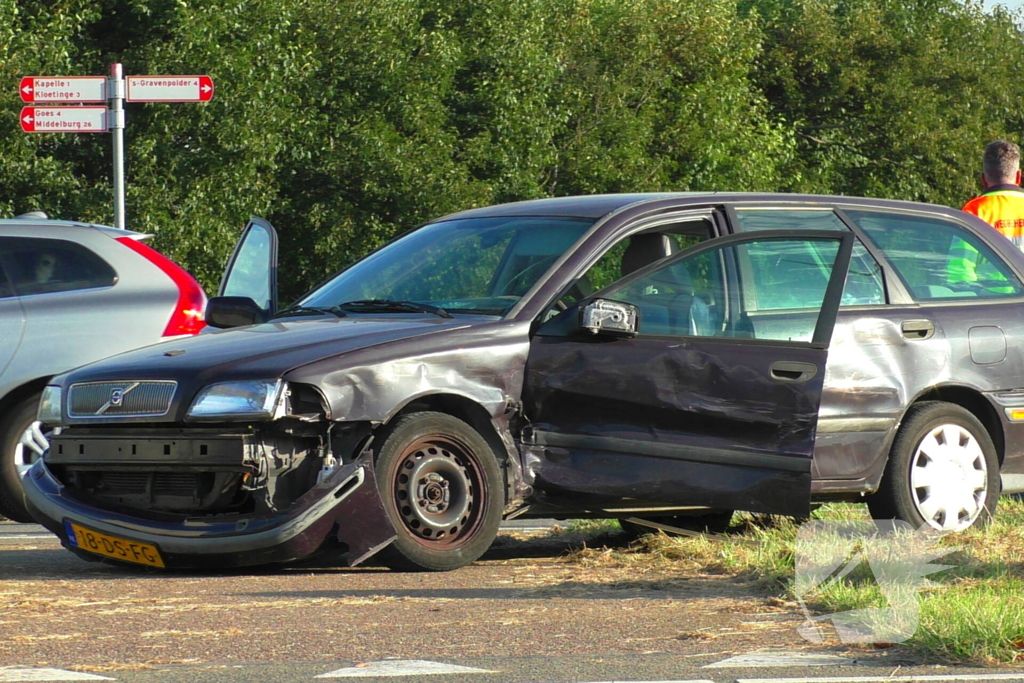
[[500, 258, 556, 295]]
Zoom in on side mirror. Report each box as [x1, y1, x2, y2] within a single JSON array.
[[205, 296, 268, 329], [579, 299, 639, 338]]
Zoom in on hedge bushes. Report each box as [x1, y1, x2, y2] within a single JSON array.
[[2, 0, 1023, 299]]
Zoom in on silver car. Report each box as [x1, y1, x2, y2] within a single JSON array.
[[0, 214, 207, 521]]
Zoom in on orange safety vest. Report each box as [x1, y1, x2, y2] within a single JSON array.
[[962, 184, 1024, 248]]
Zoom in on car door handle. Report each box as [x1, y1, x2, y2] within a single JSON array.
[[901, 320, 935, 340], [770, 361, 817, 383]]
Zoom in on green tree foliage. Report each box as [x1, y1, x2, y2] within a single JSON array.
[[740, 0, 1024, 203], [2, 0, 1023, 299]]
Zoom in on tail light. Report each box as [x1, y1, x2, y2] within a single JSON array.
[[116, 237, 207, 336]]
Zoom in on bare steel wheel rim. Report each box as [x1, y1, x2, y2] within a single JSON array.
[[910, 423, 988, 531], [14, 421, 50, 478], [391, 436, 484, 548]]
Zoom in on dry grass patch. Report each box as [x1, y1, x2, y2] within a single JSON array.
[[561, 501, 1024, 665]]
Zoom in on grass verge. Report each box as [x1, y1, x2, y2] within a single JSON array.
[[563, 500, 1024, 665]]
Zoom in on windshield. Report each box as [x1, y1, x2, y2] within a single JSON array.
[[299, 216, 594, 316]]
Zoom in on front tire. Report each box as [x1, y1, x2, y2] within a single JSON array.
[[868, 402, 999, 531], [375, 412, 504, 571], [0, 393, 48, 522]]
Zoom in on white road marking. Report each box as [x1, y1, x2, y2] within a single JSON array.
[[705, 652, 853, 668], [316, 660, 493, 678], [736, 675, 1024, 683], [581, 680, 715, 683], [0, 534, 54, 540], [0, 669, 114, 681]]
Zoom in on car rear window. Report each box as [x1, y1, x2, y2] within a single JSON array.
[[846, 210, 1024, 301], [0, 237, 117, 297]]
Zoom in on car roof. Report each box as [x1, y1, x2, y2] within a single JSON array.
[[432, 191, 966, 222], [0, 218, 150, 240]]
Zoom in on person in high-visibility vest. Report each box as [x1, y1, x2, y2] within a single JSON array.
[[963, 140, 1024, 248], [949, 140, 1024, 289]]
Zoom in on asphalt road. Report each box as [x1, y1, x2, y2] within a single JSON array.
[[0, 520, 1018, 683]]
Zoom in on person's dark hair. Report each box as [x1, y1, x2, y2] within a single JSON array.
[[983, 139, 1020, 184]]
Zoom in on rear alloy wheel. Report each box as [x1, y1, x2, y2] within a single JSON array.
[[0, 392, 49, 522], [375, 412, 504, 571], [868, 402, 999, 531]]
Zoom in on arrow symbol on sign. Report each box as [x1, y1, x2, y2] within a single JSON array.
[[22, 114, 33, 124], [201, 84, 211, 93], [22, 85, 32, 94]]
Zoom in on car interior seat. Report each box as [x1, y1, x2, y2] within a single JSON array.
[[566, 274, 595, 302], [619, 233, 713, 336], [673, 265, 716, 336], [620, 233, 675, 277]]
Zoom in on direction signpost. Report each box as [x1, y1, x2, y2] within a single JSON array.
[[16, 63, 214, 229], [19, 106, 108, 133], [20, 76, 106, 103], [126, 75, 213, 102]]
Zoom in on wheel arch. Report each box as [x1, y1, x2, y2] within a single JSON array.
[[0, 377, 51, 423], [906, 384, 1004, 466], [384, 393, 513, 504]]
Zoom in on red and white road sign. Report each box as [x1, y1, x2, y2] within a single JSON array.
[[19, 76, 106, 103], [20, 106, 109, 133], [125, 75, 214, 102]]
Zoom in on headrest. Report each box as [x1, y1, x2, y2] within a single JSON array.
[[620, 233, 674, 277]]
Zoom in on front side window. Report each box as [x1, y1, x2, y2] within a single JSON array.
[[846, 210, 1024, 301], [550, 219, 714, 312], [301, 216, 594, 316], [604, 235, 847, 342], [0, 237, 116, 297], [732, 208, 885, 306]]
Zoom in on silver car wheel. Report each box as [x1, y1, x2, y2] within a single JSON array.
[[14, 421, 50, 478], [910, 423, 988, 531]]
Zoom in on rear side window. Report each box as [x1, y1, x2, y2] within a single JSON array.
[[731, 208, 885, 306], [846, 210, 1024, 301], [733, 207, 849, 232], [0, 237, 116, 297]]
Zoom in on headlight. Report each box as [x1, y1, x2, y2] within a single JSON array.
[[37, 386, 62, 424], [187, 380, 284, 420]]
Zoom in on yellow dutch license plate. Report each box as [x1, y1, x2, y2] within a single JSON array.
[[64, 520, 165, 568]]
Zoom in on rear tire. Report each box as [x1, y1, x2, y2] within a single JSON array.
[[868, 402, 999, 531], [374, 412, 504, 571], [0, 393, 46, 522]]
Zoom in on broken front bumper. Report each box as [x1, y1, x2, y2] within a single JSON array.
[[22, 454, 396, 570]]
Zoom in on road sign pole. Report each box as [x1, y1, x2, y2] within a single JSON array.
[[109, 63, 126, 230], [18, 67, 213, 231]]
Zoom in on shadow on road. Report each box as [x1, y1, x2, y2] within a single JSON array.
[[0, 530, 653, 582]]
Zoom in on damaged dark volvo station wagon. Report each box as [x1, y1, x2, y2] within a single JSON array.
[[23, 193, 1024, 571]]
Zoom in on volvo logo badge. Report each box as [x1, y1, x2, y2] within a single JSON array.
[[109, 388, 124, 407]]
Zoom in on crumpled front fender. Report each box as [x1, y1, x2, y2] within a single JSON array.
[[328, 454, 397, 566], [23, 452, 397, 570]]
